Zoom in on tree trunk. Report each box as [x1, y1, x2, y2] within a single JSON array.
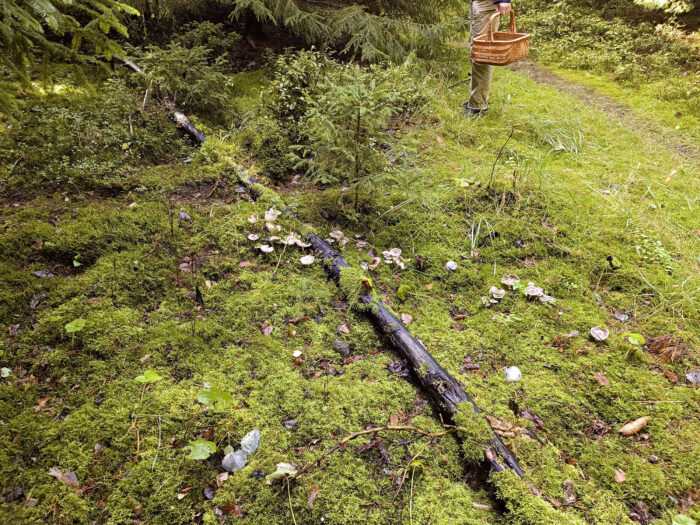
[[307, 233, 525, 477]]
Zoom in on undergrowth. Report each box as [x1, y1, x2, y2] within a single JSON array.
[[0, 29, 699, 525]]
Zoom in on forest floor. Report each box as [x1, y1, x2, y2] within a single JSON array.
[[0, 46, 699, 525]]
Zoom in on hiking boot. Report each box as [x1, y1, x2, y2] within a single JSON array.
[[462, 103, 488, 118]]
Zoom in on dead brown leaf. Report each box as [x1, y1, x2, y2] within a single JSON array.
[[48, 467, 79, 488], [663, 369, 678, 383], [521, 407, 546, 432], [614, 469, 626, 483], [308, 485, 320, 509], [629, 501, 652, 524], [287, 316, 311, 325], [646, 335, 684, 362], [485, 415, 524, 438], [593, 372, 610, 385]]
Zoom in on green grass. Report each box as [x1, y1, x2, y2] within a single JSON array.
[[0, 53, 698, 525]]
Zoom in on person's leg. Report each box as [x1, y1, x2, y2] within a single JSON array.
[[469, 0, 499, 110]]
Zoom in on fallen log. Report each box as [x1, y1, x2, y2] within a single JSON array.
[[228, 166, 523, 476], [112, 55, 206, 144], [307, 233, 525, 477]]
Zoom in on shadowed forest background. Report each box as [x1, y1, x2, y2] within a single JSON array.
[[0, 0, 699, 524]]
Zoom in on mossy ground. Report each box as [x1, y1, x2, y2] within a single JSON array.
[[1, 46, 698, 525]]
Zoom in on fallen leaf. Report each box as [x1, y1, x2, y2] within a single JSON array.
[[593, 372, 610, 385], [265, 462, 298, 484], [646, 335, 684, 362], [216, 472, 229, 487], [400, 313, 413, 325], [29, 292, 47, 309], [139, 354, 151, 364], [629, 501, 653, 524], [521, 408, 545, 432], [48, 467, 79, 487], [614, 469, 626, 483], [239, 261, 251, 267], [338, 324, 350, 334], [590, 326, 609, 342], [663, 369, 678, 383], [436, 135, 445, 143], [618, 416, 649, 436], [308, 485, 320, 509]]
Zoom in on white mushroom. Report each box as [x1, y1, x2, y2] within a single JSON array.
[[368, 257, 381, 270], [300, 255, 315, 265], [265, 208, 281, 222], [489, 286, 506, 300], [248, 234, 259, 241], [329, 230, 344, 240], [501, 274, 520, 288], [248, 214, 258, 224], [525, 284, 544, 297], [446, 261, 458, 271], [259, 245, 274, 253]]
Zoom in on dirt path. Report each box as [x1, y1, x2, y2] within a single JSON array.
[[509, 60, 700, 162]]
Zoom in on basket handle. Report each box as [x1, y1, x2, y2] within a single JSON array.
[[486, 11, 516, 42]]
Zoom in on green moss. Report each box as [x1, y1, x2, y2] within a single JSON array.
[[491, 470, 588, 524], [453, 404, 494, 463]]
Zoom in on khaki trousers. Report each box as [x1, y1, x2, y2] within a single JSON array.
[[469, 0, 499, 109]]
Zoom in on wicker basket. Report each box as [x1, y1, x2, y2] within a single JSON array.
[[471, 11, 530, 66]]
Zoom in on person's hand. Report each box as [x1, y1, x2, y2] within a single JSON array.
[[497, 2, 512, 16]]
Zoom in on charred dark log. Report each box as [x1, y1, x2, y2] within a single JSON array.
[[308, 233, 525, 477], [171, 108, 206, 144]]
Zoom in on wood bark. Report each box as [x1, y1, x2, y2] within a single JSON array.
[[307, 233, 525, 477]]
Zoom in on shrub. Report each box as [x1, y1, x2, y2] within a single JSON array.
[[171, 21, 241, 64], [130, 44, 232, 116], [291, 64, 402, 208]]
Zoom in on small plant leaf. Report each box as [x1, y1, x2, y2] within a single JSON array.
[[185, 438, 217, 460], [622, 332, 646, 345], [672, 515, 696, 525], [196, 386, 233, 410], [65, 318, 86, 334], [135, 369, 163, 383]]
